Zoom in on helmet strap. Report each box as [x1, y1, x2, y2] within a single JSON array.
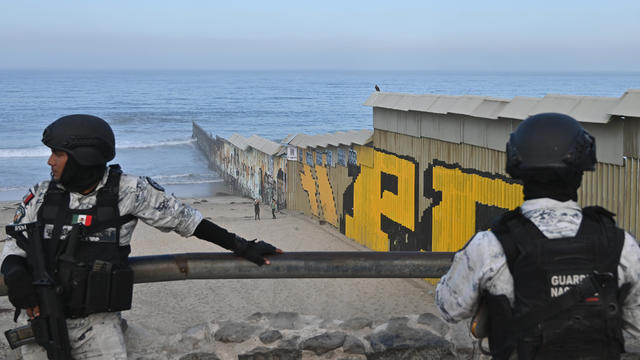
[[59, 154, 107, 193]]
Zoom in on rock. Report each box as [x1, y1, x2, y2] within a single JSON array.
[[446, 319, 475, 357], [277, 336, 300, 350], [417, 313, 449, 336], [269, 312, 301, 330], [386, 316, 409, 327], [300, 331, 346, 355], [238, 346, 302, 360], [320, 319, 340, 329], [340, 317, 372, 331], [259, 330, 283, 344], [184, 323, 211, 343], [365, 320, 451, 355], [367, 348, 456, 360], [214, 321, 260, 343], [342, 335, 366, 354], [178, 353, 221, 360], [247, 312, 275, 322]]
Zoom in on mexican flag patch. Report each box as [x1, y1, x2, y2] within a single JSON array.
[[72, 214, 93, 226]]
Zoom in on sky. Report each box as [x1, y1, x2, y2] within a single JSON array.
[[1, 1, 639, 72]]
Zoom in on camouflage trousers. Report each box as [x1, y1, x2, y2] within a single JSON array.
[[20, 312, 127, 360]]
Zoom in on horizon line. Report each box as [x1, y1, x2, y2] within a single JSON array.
[[1, 67, 640, 74]]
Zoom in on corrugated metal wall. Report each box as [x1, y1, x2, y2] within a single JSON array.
[[193, 122, 287, 207], [580, 158, 640, 237], [284, 129, 639, 255], [199, 118, 640, 255], [374, 130, 524, 252], [286, 149, 349, 226]]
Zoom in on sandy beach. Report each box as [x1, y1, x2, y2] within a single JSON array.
[[0, 192, 438, 357]]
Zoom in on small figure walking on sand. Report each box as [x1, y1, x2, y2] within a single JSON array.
[[254, 198, 260, 220], [271, 198, 277, 219]]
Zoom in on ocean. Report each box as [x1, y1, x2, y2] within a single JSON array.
[[1, 70, 639, 202]]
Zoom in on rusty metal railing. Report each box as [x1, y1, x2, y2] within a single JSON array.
[[0, 252, 454, 296]]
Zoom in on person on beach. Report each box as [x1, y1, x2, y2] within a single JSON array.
[[254, 198, 260, 220], [436, 113, 640, 359], [0, 114, 282, 360], [271, 198, 277, 219]]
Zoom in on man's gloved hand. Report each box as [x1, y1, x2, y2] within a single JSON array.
[[2, 255, 38, 310], [192, 219, 282, 265], [233, 235, 281, 266]]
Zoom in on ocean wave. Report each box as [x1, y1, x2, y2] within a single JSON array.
[[0, 139, 197, 158], [117, 138, 196, 150], [151, 173, 222, 185], [160, 179, 224, 185], [0, 186, 29, 192], [0, 146, 50, 158]]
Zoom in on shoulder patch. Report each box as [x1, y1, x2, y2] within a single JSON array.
[[146, 177, 165, 192], [22, 190, 35, 205], [13, 205, 26, 224]]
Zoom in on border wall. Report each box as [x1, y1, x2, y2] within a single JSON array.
[[194, 89, 640, 256], [192, 122, 287, 208]]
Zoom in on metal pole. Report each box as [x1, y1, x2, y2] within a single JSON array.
[[0, 251, 454, 297]]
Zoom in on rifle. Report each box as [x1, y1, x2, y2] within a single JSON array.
[[4, 222, 73, 360]]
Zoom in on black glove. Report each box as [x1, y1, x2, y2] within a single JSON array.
[[233, 236, 278, 266], [1, 255, 38, 309], [193, 220, 279, 265]]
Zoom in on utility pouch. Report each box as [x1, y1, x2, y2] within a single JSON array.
[[109, 266, 134, 311], [85, 260, 112, 314], [67, 266, 89, 311], [84, 260, 133, 314]]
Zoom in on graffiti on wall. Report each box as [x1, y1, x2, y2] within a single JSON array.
[[343, 149, 417, 251], [298, 152, 339, 227], [196, 132, 287, 207], [299, 148, 523, 253], [423, 160, 523, 253]]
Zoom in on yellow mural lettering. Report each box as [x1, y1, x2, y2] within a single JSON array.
[[345, 150, 416, 251], [300, 164, 319, 216], [430, 164, 523, 253], [316, 155, 338, 227]]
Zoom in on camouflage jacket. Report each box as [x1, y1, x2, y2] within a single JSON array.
[[435, 198, 640, 337], [1, 168, 202, 261]]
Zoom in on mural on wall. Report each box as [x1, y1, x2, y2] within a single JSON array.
[[423, 160, 523, 253], [300, 163, 320, 217], [299, 148, 523, 253], [192, 125, 287, 207], [343, 149, 418, 252], [315, 154, 339, 227], [298, 152, 339, 226]]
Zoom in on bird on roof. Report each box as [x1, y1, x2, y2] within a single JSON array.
[[375, 84, 380, 92]]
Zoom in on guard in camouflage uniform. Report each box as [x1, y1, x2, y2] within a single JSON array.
[[436, 113, 640, 359], [1, 114, 281, 359]]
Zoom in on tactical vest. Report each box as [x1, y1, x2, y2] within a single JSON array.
[[37, 164, 136, 318], [489, 206, 626, 360]]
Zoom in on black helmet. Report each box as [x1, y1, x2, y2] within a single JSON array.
[[506, 113, 596, 180], [42, 114, 115, 166]]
